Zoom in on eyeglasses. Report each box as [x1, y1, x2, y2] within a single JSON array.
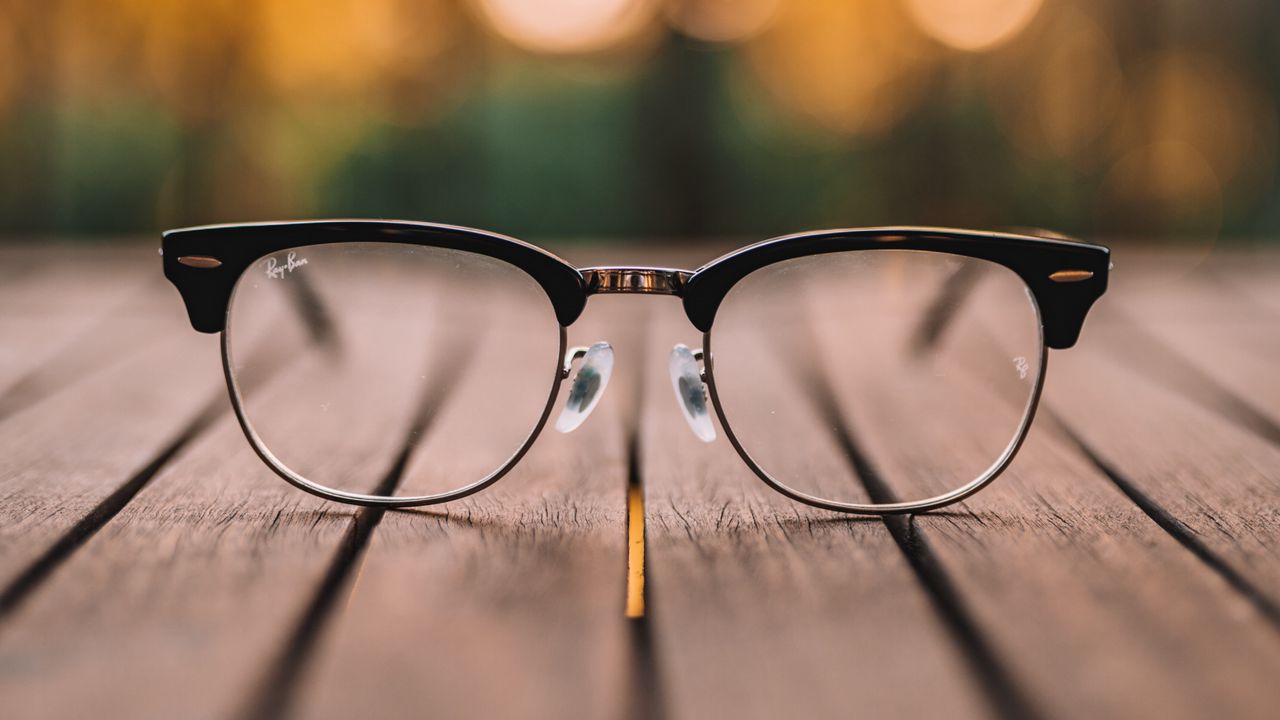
[[162, 221, 1109, 515]]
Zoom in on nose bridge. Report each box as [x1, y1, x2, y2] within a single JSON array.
[[581, 267, 692, 297]]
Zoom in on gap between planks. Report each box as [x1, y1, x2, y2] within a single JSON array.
[[1044, 412, 1280, 629], [804, 356, 1042, 720], [626, 442, 647, 619], [0, 322, 315, 617], [1059, 279, 1280, 628], [0, 390, 225, 616], [240, 301, 661, 720], [6, 245, 1280, 719], [624, 427, 666, 720], [0, 272, 175, 425], [241, 321, 506, 719], [983, 278, 1280, 636]]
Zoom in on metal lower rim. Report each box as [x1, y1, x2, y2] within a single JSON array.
[[700, 329, 1049, 516], [221, 326, 568, 509]]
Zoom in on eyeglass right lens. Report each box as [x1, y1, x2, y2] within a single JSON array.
[[707, 249, 1043, 509]]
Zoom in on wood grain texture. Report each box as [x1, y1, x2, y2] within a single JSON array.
[[1204, 247, 1280, 321], [690, 252, 1280, 719], [1043, 279, 1280, 602], [0, 347, 357, 718], [0, 246, 167, 422], [2, 244, 1280, 720], [0, 268, 531, 718], [289, 299, 639, 720], [0, 305, 221, 592], [854, 411, 1280, 719], [795, 265, 1280, 719], [1101, 257, 1280, 436], [637, 301, 990, 720]]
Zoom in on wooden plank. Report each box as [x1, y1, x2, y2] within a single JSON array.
[[841, 388, 1280, 718], [0, 244, 47, 281], [0, 424, 348, 718], [1043, 301, 1280, 602], [1203, 247, 1280, 320], [0, 264, 220, 595], [0, 319, 422, 716], [0, 266, 618, 718], [795, 268, 1280, 719], [637, 301, 990, 719], [5, 242, 1280, 719], [0, 333, 222, 591], [0, 247, 162, 419], [1099, 261, 1280, 434], [676, 256, 1280, 719], [291, 297, 638, 719]]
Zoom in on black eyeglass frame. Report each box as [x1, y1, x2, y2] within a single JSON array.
[[163, 220, 1109, 514]]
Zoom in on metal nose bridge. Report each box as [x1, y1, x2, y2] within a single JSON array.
[[581, 267, 692, 296]]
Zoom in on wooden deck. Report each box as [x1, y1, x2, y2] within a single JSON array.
[[1, 242, 1279, 719]]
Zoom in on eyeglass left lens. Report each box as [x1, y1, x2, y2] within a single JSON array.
[[224, 242, 562, 501]]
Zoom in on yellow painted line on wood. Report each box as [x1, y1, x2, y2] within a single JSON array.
[[625, 483, 646, 618]]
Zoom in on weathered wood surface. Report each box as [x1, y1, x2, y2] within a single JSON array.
[[1, 242, 1279, 719]]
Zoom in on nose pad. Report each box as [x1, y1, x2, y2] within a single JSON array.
[[669, 344, 716, 443], [555, 342, 614, 433]]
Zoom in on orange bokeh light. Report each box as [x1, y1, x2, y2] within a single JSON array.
[[0, 13, 15, 116], [988, 8, 1123, 164], [745, 0, 935, 137], [1099, 52, 1277, 239], [476, 0, 657, 54], [905, 0, 1043, 52], [664, 0, 780, 43], [1126, 52, 1275, 190], [256, 0, 462, 98]]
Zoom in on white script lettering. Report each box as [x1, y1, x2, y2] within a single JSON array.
[[266, 252, 309, 279]]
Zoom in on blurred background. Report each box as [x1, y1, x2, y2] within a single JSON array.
[[0, 0, 1277, 243]]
